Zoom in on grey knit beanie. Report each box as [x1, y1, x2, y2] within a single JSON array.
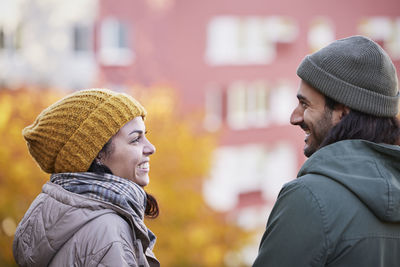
[[297, 35, 399, 117]]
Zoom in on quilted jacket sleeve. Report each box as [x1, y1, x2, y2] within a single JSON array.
[[252, 179, 329, 267], [90, 241, 137, 266], [90, 240, 140, 267]]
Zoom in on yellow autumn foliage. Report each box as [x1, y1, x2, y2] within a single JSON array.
[[0, 88, 62, 266], [0, 86, 251, 267]]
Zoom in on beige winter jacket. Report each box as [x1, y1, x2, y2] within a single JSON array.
[[13, 182, 160, 267]]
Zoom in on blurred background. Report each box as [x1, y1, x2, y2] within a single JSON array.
[[0, 0, 399, 266]]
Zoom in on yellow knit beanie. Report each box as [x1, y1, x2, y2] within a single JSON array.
[[23, 88, 146, 173]]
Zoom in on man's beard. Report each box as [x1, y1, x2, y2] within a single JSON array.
[[304, 108, 333, 157]]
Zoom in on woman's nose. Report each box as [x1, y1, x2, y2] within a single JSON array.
[[144, 138, 156, 155]]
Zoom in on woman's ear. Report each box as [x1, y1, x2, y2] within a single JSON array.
[[95, 154, 104, 165]]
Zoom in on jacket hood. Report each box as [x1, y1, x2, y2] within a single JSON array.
[[13, 182, 151, 266], [298, 140, 400, 222]]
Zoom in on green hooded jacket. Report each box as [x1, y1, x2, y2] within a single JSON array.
[[253, 140, 400, 267]]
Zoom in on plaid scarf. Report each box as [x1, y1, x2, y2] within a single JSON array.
[[50, 172, 156, 246]]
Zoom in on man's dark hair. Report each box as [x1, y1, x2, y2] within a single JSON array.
[[88, 139, 159, 219], [320, 95, 400, 148]]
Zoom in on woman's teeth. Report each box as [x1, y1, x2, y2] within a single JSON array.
[[138, 162, 149, 169]]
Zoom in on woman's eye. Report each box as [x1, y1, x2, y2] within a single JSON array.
[[130, 137, 140, 143]]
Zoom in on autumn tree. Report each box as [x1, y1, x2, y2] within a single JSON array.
[[0, 87, 62, 266]]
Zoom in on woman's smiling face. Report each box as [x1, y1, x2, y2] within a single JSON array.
[[101, 116, 155, 186]]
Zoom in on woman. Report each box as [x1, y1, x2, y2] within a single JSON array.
[[13, 89, 160, 267]]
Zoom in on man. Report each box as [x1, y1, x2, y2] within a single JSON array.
[[253, 35, 400, 266]]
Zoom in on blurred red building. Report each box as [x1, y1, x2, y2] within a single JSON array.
[[2, 0, 399, 243], [1, 0, 398, 263]]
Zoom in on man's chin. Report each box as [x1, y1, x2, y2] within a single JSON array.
[[303, 144, 316, 158]]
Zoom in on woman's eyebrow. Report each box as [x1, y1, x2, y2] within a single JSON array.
[[128, 130, 144, 135]]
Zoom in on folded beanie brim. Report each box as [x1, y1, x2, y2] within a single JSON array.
[[297, 56, 400, 117]]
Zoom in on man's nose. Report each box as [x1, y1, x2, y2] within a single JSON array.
[[290, 106, 303, 125]]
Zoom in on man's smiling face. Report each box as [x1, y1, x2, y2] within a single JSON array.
[[290, 81, 336, 157]]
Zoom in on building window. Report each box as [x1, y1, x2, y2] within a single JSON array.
[[0, 27, 5, 50], [99, 17, 133, 65], [227, 81, 271, 130], [269, 81, 297, 125], [227, 81, 248, 129], [0, 24, 22, 52], [388, 18, 400, 60], [214, 80, 295, 130], [247, 81, 270, 127], [14, 23, 22, 50], [73, 24, 91, 53], [203, 143, 297, 212], [205, 16, 298, 66], [204, 86, 223, 132], [308, 17, 335, 52], [358, 16, 400, 60]]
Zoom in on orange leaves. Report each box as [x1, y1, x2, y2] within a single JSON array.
[[0, 95, 13, 131], [0, 87, 63, 265]]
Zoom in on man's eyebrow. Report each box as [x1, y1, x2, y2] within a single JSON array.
[[128, 130, 144, 135], [297, 94, 308, 102]]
